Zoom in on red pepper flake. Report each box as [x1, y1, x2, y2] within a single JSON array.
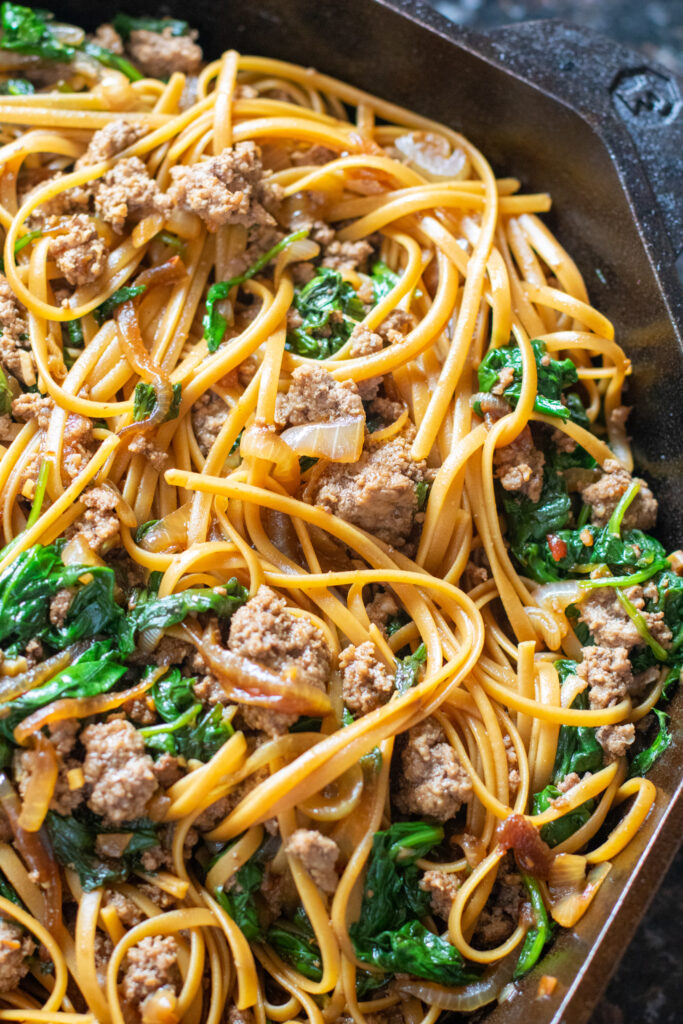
[[546, 534, 567, 561]]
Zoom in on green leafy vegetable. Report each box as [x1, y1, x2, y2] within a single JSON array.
[[371, 260, 399, 302], [123, 579, 248, 651], [394, 643, 427, 695], [0, 4, 74, 61], [66, 319, 84, 349], [79, 40, 143, 82], [46, 811, 158, 891], [476, 338, 587, 424], [513, 873, 550, 978], [629, 708, 671, 777], [0, 641, 126, 744], [268, 911, 323, 980], [0, 872, 22, 906], [286, 267, 365, 360], [133, 381, 182, 423], [93, 285, 146, 325], [416, 480, 430, 512], [112, 14, 191, 39], [158, 231, 186, 255], [0, 367, 12, 415], [215, 860, 265, 941], [532, 784, 594, 847], [0, 77, 33, 94], [142, 669, 234, 761], [135, 519, 159, 543], [354, 919, 479, 985], [385, 608, 410, 637], [204, 229, 308, 352]]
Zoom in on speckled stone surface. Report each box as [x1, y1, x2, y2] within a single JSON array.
[[424, 3, 683, 1021]]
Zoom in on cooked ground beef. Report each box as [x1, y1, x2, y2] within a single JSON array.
[[103, 889, 144, 928], [321, 238, 373, 273], [578, 586, 672, 651], [394, 717, 472, 821], [152, 753, 184, 788], [348, 325, 384, 400], [555, 771, 581, 795], [338, 641, 394, 716], [274, 364, 364, 429], [304, 434, 428, 548], [77, 119, 146, 166], [503, 733, 520, 799], [285, 828, 339, 892], [0, 917, 34, 994], [577, 645, 633, 709], [82, 719, 158, 825], [49, 214, 107, 287], [492, 365, 515, 395], [493, 425, 545, 503], [48, 588, 73, 628], [420, 869, 460, 921], [471, 858, 524, 949], [120, 935, 180, 1012], [225, 1007, 255, 1024], [90, 23, 124, 54], [365, 588, 400, 635], [0, 275, 35, 386], [191, 390, 230, 456], [167, 143, 281, 233], [227, 585, 331, 736], [291, 145, 337, 167], [11, 392, 53, 430], [377, 308, 417, 345], [95, 157, 167, 233], [127, 434, 169, 472], [127, 27, 203, 79], [596, 723, 635, 761], [64, 486, 119, 553], [580, 459, 658, 531]]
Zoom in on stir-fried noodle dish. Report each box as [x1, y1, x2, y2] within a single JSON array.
[[0, 6, 678, 1023]]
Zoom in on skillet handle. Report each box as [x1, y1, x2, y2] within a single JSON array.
[[482, 19, 683, 258]]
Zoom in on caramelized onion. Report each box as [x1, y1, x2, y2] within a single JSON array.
[[115, 300, 174, 436], [134, 255, 187, 291], [394, 948, 518, 1011], [549, 861, 612, 928], [17, 734, 58, 833], [185, 624, 332, 717], [497, 814, 554, 880], [0, 773, 62, 932], [394, 131, 469, 181], [532, 580, 583, 616], [0, 646, 77, 705], [280, 417, 364, 463], [240, 425, 300, 491], [139, 502, 191, 553], [14, 673, 158, 744]]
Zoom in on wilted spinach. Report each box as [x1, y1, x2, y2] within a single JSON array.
[[133, 381, 182, 423], [46, 811, 158, 891], [476, 338, 587, 424], [286, 267, 365, 360]]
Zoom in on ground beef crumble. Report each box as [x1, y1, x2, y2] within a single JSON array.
[[285, 828, 339, 892], [274, 364, 364, 428], [0, 275, 35, 386], [365, 588, 400, 635], [579, 458, 658, 531], [70, 485, 120, 554], [321, 239, 373, 274], [304, 434, 429, 548], [420, 869, 460, 921], [191, 390, 229, 456], [577, 645, 633, 709], [120, 935, 180, 1017], [77, 119, 146, 167], [578, 586, 671, 651], [227, 585, 331, 736], [49, 214, 107, 287], [81, 719, 158, 825], [338, 641, 394, 716], [595, 723, 636, 762], [127, 27, 203, 79], [394, 717, 472, 821], [167, 142, 281, 233], [471, 857, 524, 949], [493, 425, 545, 503], [95, 157, 168, 233], [0, 918, 35, 994]]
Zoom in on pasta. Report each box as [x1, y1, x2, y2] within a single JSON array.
[[0, 8, 678, 1024]]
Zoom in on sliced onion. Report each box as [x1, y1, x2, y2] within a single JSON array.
[[394, 948, 518, 1012], [275, 237, 320, 284], [185, 624, 332, 717], [139, 502, 191, 553], [240, 424, 300, 491], [549, 861, 612, 928], [50, 22, 86, 45], [280, 417, 364, 463], [548, 852, 588, 891], [61, 534, 105, 568], [17, 734, 58, 833], [394, 131, 469, 182], [115, 301, 174, 436], [532, 580, 584, 615], [140, 986, 179, 1024], [0, 646, 76, 705]]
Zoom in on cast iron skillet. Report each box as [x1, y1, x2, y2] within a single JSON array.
[[33, 2, 683, 1021]]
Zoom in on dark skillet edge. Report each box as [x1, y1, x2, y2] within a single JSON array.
[[20, 3, 683, 1023]]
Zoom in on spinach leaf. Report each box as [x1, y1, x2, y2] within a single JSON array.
[[416, 481, 430, 512], [46, 811, 158, 891], [0, 873, 23, 907], [93, 285, 146, 325], [184, 705, 234, 761], [371, 260, 399, 302], [79, 40, 143, 81], [289, 715, 323, 733], [503, 466, 572, 583], [143, 669, 234, 761], [354, 920, 478, 986], [112, 14, 191, 39], [133, 381, 182, 423], [0, 77, 33, 94], [286, 268, 365, 360], [552, 679, 603, 781], [642, 569, 683, 652], [0, 4, 74, 61], [66, 319, 84, 349], [268, 911, 323, 980], [385, 608, 410, 637], [204, 230, 308, 352], [532, 785, 594, 847], [476, 338, 586, 423], [215, 860, 265, 941], [513, 873, 550, 978], [0, 641, 126, 743], [122, 578, 248, 652], [394, 643, 426, 695], [629, 708, 671, 778], [135, 519, 159, 543]]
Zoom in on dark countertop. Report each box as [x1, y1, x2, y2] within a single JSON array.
[[424, 3, 683, 1021]]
